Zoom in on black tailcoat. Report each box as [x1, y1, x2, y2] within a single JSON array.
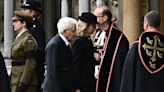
[[43, 34, 75, 92]]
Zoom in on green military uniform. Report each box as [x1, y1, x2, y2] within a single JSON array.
[[11, 31, 38, 92]]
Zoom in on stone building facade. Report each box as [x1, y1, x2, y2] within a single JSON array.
[[1, 0, 164, 60]]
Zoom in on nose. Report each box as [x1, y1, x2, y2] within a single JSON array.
[[12, 22, 15, 26]]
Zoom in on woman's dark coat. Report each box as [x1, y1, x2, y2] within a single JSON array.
[[72, 36, 97, 91]]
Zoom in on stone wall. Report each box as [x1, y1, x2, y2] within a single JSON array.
[[160, 0, 164, 33], [71, 0, 97, 19]]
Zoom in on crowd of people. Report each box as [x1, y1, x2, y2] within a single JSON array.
[[0, 0, 163, 92]]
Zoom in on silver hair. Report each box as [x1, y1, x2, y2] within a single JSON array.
[[144, 11, 160, 28], [57, 17, 77, 34]]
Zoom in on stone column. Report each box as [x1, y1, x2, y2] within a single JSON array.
[[123, 0, 141, 47], [4, 0, 13, 59], [118, 0, 123, 30], [160, 0, 164, 33], [4, 0, 14, 74], [61, 0, 68, 17], [43, 0, 61, 41], [149, 0, 159, 11], [43, 0, 53, 41], [79, 0, 89, 15], [22, 0, 27, 4], [96, 0, 105, 7]]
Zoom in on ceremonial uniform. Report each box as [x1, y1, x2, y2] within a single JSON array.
[[11, 31, 38, 92], [29, 19, 46, 89], [21, 1, 46, 90], [120, 31, 164, 92], [94, 23, 129, 92]]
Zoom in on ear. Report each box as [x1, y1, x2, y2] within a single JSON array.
[[145, 22, 149, 28], [22, 21, 27, 27], [103, 15, 108, 22], [30, 10, 35, 17]]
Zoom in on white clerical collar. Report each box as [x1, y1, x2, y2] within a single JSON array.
[[59, 34, 69, 46]]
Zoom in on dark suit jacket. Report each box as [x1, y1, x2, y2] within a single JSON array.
[[43, 34, 75, 92], [72, 36, 97, 90], [0, 52, 11, 92]]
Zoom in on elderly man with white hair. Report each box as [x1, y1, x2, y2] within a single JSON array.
[[42, 17, 77, 92]]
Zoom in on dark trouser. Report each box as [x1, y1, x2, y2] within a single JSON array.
[[80, 87, 96, 92], [61, 86, 75, 92], [36, 64, 45, 92]]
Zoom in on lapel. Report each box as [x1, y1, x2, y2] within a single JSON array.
[[57, 34, 69, 48], [12, 31, 29, 46]]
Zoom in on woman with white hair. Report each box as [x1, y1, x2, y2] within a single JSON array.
[[43, 17, 77, 92], [72, 12, 98, 92]]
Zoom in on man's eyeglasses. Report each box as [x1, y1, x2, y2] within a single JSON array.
[[96, 15, 103, 17]]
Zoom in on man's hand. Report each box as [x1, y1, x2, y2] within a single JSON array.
[[94, 52, 101, 61]]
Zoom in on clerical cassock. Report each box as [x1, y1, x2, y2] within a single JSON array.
[[120, 31, 164, 92]]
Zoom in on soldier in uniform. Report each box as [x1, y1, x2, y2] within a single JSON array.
[[11, 10, 38, 92], [93, 5, 129, 92], [120, 11, 164, 92], [20, 0, 46, 91], [0, 51, 11, 92]]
